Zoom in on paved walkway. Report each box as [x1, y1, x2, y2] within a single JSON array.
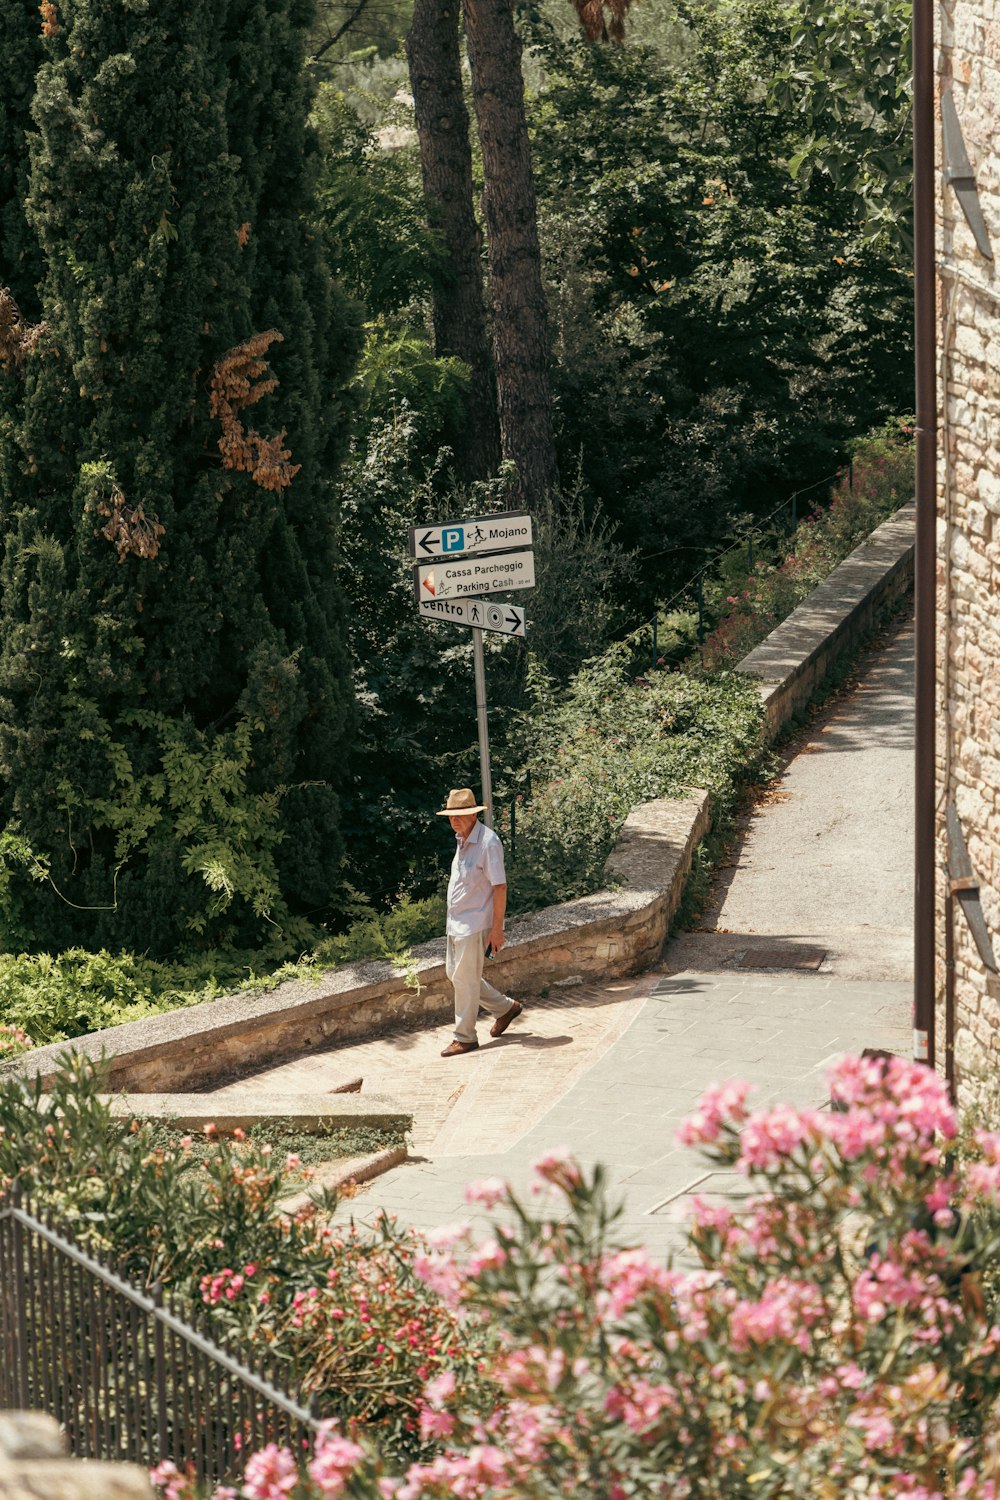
[[223, 616, 915, 1258]]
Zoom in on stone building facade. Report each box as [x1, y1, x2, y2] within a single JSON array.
[[936, 0, 1000, 1094]]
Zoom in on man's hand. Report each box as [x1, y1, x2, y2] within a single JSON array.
[[490, 883, 507, 956]]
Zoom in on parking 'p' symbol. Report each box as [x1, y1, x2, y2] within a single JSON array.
[[442, 527, 464, 553]]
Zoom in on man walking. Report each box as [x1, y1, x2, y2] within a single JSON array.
[[437, 787, 522, 1057]]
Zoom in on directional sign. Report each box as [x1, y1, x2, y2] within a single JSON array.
[[418, 596, 526, 637], [408, 513, 533, 560], [413, 549, 535, 602]]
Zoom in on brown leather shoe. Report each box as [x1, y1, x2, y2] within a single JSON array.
[[490, 1001, 522, 1038], [441, 1039, 479, 1057]]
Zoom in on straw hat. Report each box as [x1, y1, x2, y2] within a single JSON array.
[[436, 787, 488, 816]]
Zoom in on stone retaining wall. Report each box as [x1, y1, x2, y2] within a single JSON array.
[[0, 1411, 151, 1499], [5, 505, 914, 1096], [738, 503, 915, 741]]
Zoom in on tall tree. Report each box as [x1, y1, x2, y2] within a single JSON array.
[[463, 0, 559, 506], [406, 0, 500, 481], [0, 0, 43, 319], [0, 0, 361, 954]]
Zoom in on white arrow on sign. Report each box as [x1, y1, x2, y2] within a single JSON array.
[[408, 513, 533, 560], [418, 596, 526, 637], [413, 549, 535, 602]]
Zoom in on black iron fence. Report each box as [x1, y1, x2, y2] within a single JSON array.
[[0, 1181, 321, 1486]]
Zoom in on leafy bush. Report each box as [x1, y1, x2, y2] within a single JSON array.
[[694, 419, 915, 671], [0, 1057, 489, 1468], [526, 6, 915, 609], [154, 1055, 1000, 1498], [496, 650, 768, 912], [0, 891, 444, 1051]]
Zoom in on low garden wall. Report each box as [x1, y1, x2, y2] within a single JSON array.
[[7, 505, 914, 1095]]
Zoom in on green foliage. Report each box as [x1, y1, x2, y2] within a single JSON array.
[[507, 480, 636, 686], [312, 84, 441, 315], [693, 418, 914, 670], [355, 321, 470, 438], [145, 1119, 407, 1171], [525, 2, 914, 610], [498, 650, 768, 911], [0, 0, 43, 318], [0, 888, 445, 1047], [0, 1054, 488, 1466], [0, 0, 362, 954], [772, 0, 913, 250]]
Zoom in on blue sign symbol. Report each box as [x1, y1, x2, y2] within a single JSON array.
[[442, 527, 465, 553]]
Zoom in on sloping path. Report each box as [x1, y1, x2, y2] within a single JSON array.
[[218, 615, 915, 1257]]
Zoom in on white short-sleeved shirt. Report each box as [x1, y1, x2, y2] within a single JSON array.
[[446, 819, 506, 937]]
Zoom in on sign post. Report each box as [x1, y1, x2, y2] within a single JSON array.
[[472, 628, 494, 829], [408, 512, 534, 830]]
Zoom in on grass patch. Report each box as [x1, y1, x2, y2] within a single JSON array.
[[142, 1119, 408, 1170]]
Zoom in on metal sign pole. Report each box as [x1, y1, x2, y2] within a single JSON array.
[[472, 627, 494, 828]]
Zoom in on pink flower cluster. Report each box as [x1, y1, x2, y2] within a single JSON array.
[[200, 1265, 256, 1305], [676, 1078, 750, 1146], [728, 1276, 826, 1353]]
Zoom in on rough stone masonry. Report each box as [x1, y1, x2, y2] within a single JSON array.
[[936, 0, 1000, 1095]]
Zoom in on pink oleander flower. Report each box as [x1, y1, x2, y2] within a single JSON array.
[[424, 1220, 472, 1250], [677, 1079, 751, 1147], [599, 1247, 674, 1320], [465, 1176, 508, 1209], [496, 1343, 566, 1397], [307, 1424, 365, 1496], [0, 1023, 32, 1055], [531, 1147, 582, 1191], [423, 1370, 456, 1409], [412, 1249, 465, 1308], [738, 1105, 822, 1172], [467, 1237, 507, 1276], [397, 1446, 509, 1500], [419, 1405, 456, 1441], [242, 1444, 298, 1499], [605, 1377, 679, 1434], [150, 1459, 194, 1500], [729, 1277, 826, 1353]]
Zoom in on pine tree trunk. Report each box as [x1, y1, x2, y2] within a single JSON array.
[[463, 0, 559, 507], [406, 0, 500, 481]]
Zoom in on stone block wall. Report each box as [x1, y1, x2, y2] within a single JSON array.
[[0, 1411, 151, 1498], [936, 0, 1000, 1095]]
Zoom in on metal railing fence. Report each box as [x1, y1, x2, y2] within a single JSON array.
[[0, 1181, 321, 1486]]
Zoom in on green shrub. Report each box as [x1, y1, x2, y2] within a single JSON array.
[[0, 1056, 489, 1467], [694, 420, 914, 671], [0, 891, 445, 1050], [497, 651, 768, 912]]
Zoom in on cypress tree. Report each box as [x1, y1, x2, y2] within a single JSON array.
[[0, 0, 44, 318], [0, 0, 361, 953]]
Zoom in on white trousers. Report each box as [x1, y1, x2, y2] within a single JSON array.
[[446, 931, 511, 1043]]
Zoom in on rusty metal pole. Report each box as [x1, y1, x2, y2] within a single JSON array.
[[912, 0, 937, 1067]]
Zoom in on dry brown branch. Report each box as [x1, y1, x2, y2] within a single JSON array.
[[0, 288, 47, 375], [209, 330, 300, 492], [96, 481, 166, 563], [571, 0, 635, 42]]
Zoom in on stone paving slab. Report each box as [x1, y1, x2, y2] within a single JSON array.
[[205, 974, 654, 1156], [346, 969, 911, 1260]]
